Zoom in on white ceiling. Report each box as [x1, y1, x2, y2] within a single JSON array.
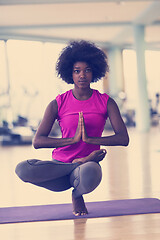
[[0, 0, 160, 49]]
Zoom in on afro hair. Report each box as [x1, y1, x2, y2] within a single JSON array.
[[56, 40, 109, 84]]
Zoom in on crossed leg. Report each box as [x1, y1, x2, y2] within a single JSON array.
[[72, 149, 106, 164], [15, 149, 106, 216]]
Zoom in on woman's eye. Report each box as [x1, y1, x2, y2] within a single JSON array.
[[73, 69, 80, 74], [73, 68, 91, 74], [86, 68, 92, 73]]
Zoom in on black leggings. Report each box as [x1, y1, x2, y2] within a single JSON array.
[[15, 159, 102, 198]]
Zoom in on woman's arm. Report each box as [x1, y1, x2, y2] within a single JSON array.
[[82, 97, 129, 146], [33, 100, 82, 149]]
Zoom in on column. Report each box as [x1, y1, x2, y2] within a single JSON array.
[[133, 25, 150, 132], [107, 47, 124, 97]]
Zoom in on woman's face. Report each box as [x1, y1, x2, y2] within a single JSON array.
[[72, 62, 92, 89]]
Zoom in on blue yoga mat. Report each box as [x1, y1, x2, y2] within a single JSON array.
[[0, 198, 160, 224]]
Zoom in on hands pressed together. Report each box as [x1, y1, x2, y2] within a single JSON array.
[[73, 112, 89, 144]]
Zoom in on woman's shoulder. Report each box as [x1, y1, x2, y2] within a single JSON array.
[[93, 89, 110, 101], [56, 89, 71, 101], [56, 89, 71, 99], [55, 90, 72, 110]]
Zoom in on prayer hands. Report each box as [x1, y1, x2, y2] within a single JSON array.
[[73, 112, 88, 144], [81, 112, 88, 142]]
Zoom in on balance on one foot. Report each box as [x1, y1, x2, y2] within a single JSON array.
[[15, 40, 129, 216]]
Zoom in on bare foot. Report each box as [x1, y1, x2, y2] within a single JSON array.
[[72, 149, 107, 164], [72, 193, 88, 216]]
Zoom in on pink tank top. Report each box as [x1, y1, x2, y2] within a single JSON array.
[[52, 89, 109, 163]]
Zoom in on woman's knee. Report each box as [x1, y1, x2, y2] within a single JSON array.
[[81, 162, 102, 191], [15, 160, 35, 182], [70, 161, 102, 195]]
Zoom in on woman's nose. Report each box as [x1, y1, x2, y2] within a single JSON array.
[[80, 71, 85, 78]]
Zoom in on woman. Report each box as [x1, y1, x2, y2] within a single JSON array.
[[15, 40, 129, 216]]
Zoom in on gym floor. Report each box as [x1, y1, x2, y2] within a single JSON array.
[[1, 126, 160, 239]]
